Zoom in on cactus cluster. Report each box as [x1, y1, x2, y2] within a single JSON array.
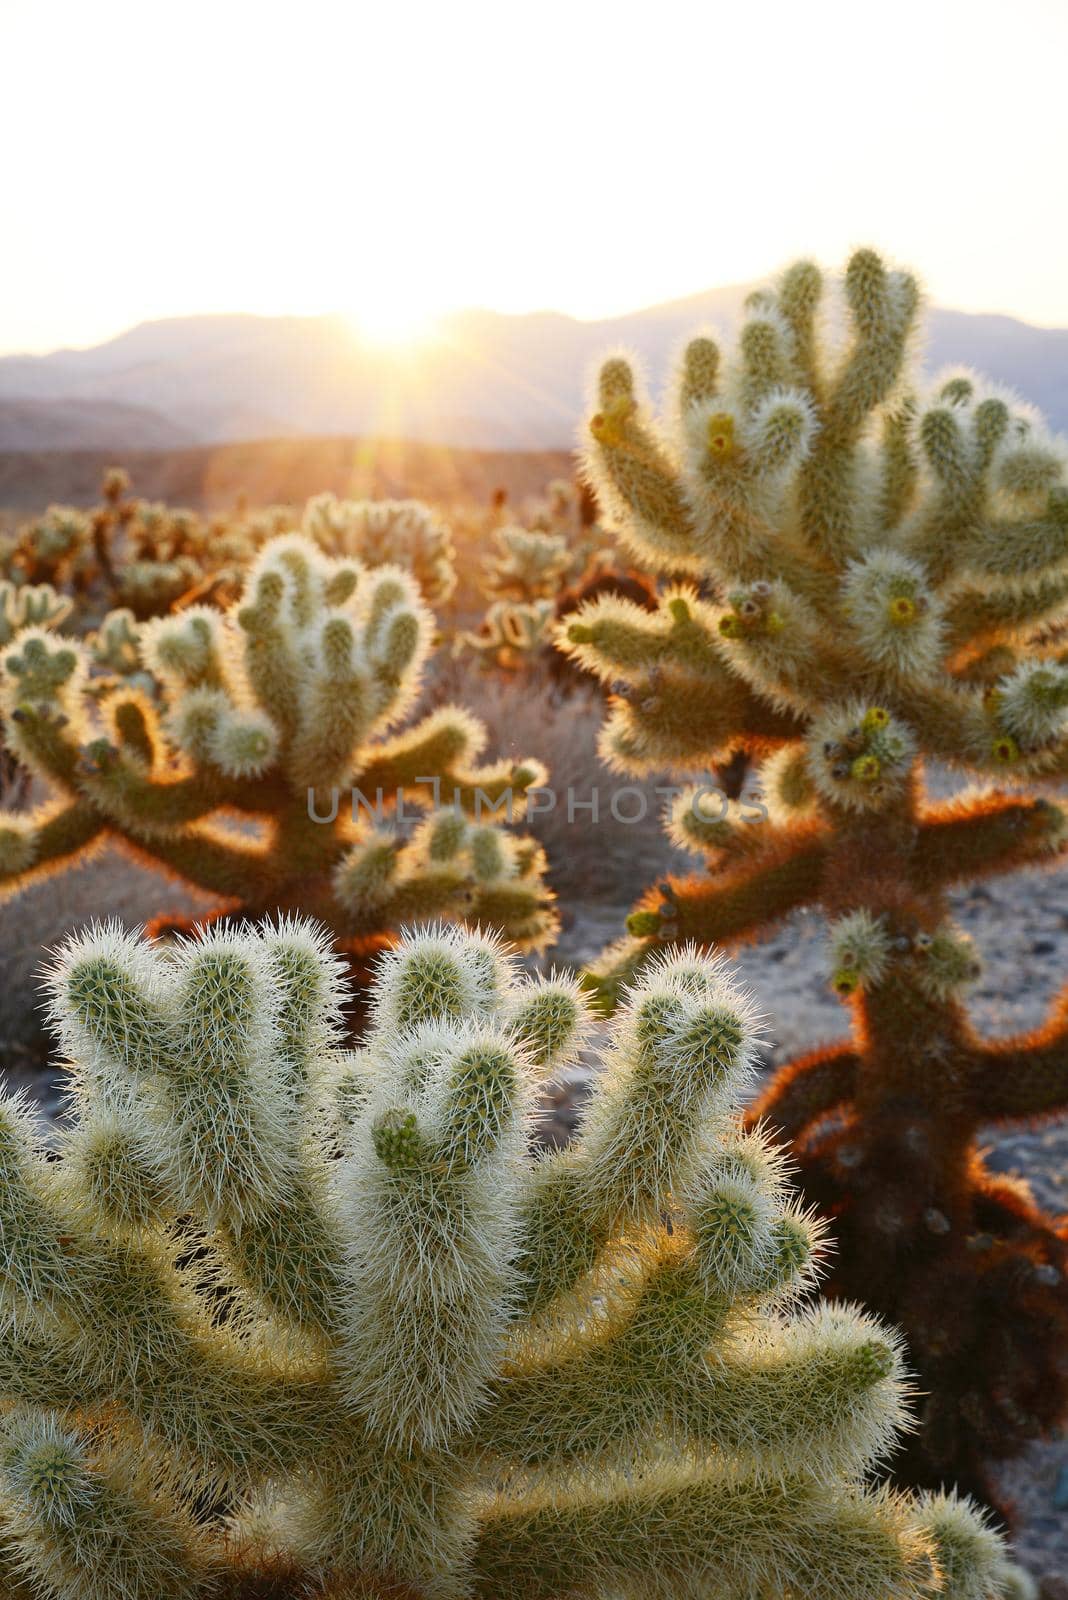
[[561, 248, 1068, 1511], [0, 470, 291, 624], [0, 916, 1030, 1599], [110, 488, 288, 618], [1, 506, 100, 595], [0, 533, 555, 954], [480, 523, 575, 603], [303, 494, 458, 604]]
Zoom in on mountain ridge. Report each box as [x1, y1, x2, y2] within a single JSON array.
[[2, 287, 1067, 453]]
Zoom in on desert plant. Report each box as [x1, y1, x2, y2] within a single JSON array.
[[0, 581, 72, 649], [111, 490, 279, 619], [303, 494, 457, 604], [480, 523, 575, 602], [0, 915, 1031, 1599], [459, 597, 557, 671], [1, 506, 99, 594], [113, 554, 204, 618], [558, 247, 1068, 1513], [0, 581, 72, 806], [0, 533, 555, 954]]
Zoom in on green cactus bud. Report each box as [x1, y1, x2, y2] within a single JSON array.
[[371, 1107, 428, 1171]]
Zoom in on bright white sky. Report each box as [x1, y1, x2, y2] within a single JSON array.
[[3, 0, 1067, 354]]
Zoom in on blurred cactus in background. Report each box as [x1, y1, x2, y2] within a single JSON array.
[[460, 597, 557, 671], [0, 917, 1031, 1598], [0, 533, 555, 955], [0, 469, 289, 623], [1, 506, 99, 594], [480, 523, 574, 603], [0, 581, 72, 649], [561, 248, 1068, 1514], [303, 493, 457, 603]]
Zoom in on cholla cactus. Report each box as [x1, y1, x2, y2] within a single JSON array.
[[0, 582, 72, 649], [303, 494, 457, 604], [5, 507, 97, 592], [83, 609, 157, 704], [0, 917, 1029, 1599], [88, 609, 143, 679], [111, 496, 255, 618], [0, 582, 72, 805], [461, 598, 557, 671], [559, 248, 1068, 1511], [113, 555, 201, 618], [481, 524, 575, 602], [0, 533, 555, 952]]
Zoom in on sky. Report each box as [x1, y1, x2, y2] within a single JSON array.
[[3, 0, 1068, 356]]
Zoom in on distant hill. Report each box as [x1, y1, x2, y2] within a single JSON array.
[[0, 435, 574, 515], [0, 396, 195, 453], [1, 287, 1067, 457]]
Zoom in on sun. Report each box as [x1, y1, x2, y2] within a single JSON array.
[[346, 295, 441, 349]]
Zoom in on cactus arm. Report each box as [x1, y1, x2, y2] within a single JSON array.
[[468, 877, 557, 953], [127, 820, 294, 908], [559, 591, 724, 683], [944, 572, 1068, 647], [582, 360, 701, 572], [351, 708, 484, 797], [625, 829, 829, 945], [332, 816, 556, 951], [75, 759, 252, 834], [354, 713, 545, 818], [912, 793, 1068, 890], [580, 834, 827, 1011], [514, 962, 757, 1314], [0, 800, 105, 888], [715, 610, 854, 716], [0, 1410, 209, 1600], [0, 1313, 335, 1484], [879, 679, 987, 763], [480, 1267, 905, 1484], [437, 760, 547, 817], [215, 1167, 345, 1336], [599, 676, 806, 774], [0, 1168, 307, 1481], [959, 504, 1068, 587], [745, 1043, 862, 1142], [471, 1473, 935, 1600], [970, 993, 1068, 1120], [32, 796, 107, 864], [338, 1039, 528, 1452], [2, 701, 86, 790], [795, 253, 920, 564]]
